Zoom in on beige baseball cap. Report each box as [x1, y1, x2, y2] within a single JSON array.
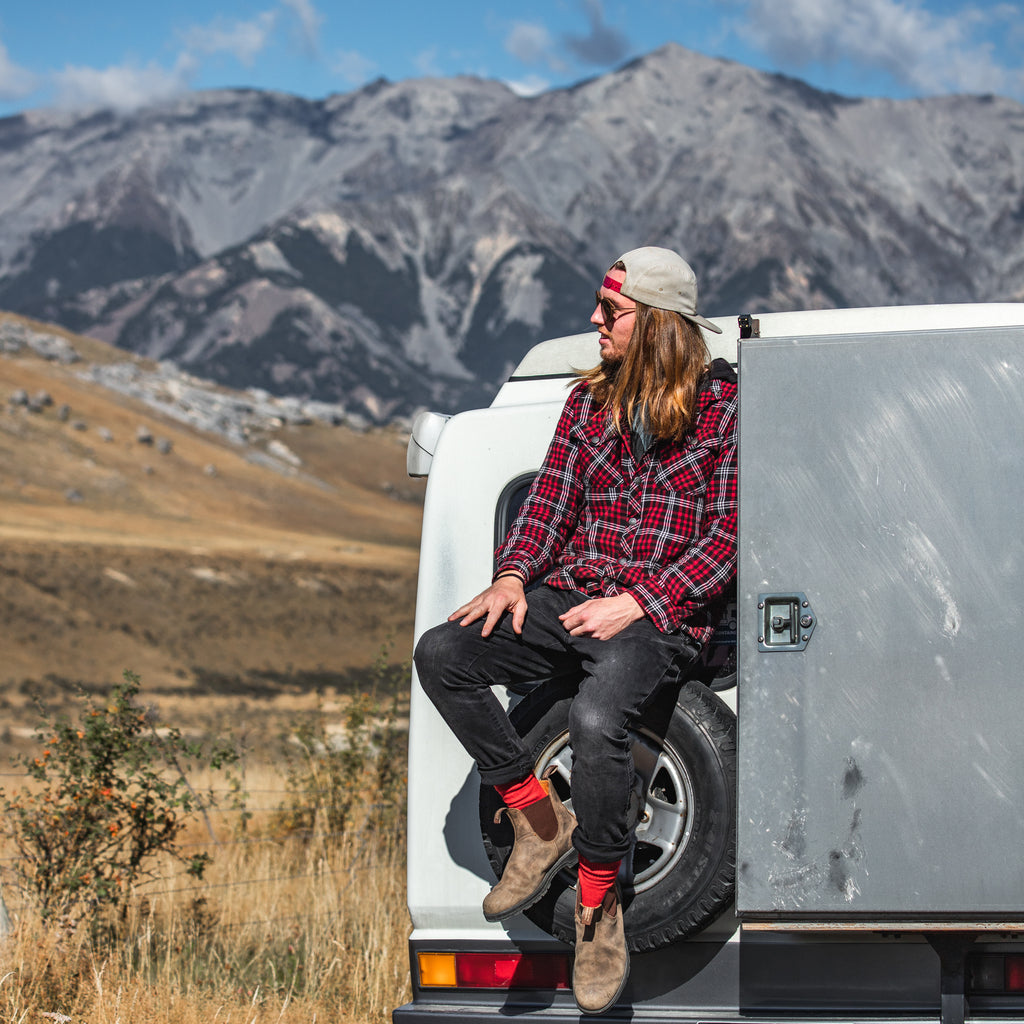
[[614, 246, 722, 334]]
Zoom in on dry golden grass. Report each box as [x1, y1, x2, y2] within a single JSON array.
[[0, 317, 419, 1022], [0, 759, 411, 1023]]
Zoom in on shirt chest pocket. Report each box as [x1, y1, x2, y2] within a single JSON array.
[[572, 427, 626, 497], [652, 442, 718, 498], [583, 461, 624, 518]]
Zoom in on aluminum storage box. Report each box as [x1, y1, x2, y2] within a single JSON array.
[[737, 325, 1024, 920]]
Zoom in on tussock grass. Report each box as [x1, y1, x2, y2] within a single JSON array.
[[0, 762, 412, 1023]]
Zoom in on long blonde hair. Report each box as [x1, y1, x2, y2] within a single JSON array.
[[580, 293, 710, 442]]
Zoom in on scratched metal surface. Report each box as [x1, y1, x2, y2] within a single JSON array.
[[736, 325, 1024, 917]]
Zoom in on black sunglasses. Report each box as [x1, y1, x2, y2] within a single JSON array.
[[595, 291, 637, 329]]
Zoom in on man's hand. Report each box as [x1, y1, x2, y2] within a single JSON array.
[[559, 593, 644, 640], [449, 574, 528, 637]]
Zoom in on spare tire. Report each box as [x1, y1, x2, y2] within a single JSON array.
[[479, 678, 736, 953]]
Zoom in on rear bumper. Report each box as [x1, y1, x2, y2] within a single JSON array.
[[394, 929, 1024, 1022]]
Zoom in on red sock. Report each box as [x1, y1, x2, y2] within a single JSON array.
[[578, 855, 620, 908], [494, 774, 547, 810]]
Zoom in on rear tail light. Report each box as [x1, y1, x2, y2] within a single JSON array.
[[969, 954, 1024, 994], [1007, 956, 1024, 991], [418, 951, 570, 990]]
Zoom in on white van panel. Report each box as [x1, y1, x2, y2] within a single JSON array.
[[407, 401, 564, 936]]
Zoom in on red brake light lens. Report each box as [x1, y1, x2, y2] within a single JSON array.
[[969, 954, 1024, 994], [419, 951, 570, 989], [1005, 955, 1024, 992]]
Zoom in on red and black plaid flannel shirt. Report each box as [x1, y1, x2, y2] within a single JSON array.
[[494, 366, 738, 643]]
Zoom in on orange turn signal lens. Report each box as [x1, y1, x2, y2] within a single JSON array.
[[418, 953, 458, 988]]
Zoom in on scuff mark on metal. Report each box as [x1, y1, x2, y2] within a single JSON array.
[[843, 757, 866, 799], [780, 810, 807, 860]]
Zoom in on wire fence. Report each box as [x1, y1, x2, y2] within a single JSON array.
[[0, 804, 409, 923], [0, 821, 406, 858], [0, 696, 410, 936]]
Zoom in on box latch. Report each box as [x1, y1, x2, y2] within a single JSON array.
[[757, 593, 816, 652]]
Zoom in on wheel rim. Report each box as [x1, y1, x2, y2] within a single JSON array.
[[533, 727, 695, 895]]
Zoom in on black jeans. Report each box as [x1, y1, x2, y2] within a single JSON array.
[[414, 585, 700, 863]]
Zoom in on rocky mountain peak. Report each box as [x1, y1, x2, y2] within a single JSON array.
[[0, 46, 1022, 423]]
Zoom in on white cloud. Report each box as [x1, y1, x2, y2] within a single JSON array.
[[17, 0, 327, 114], [504, 3, 629, 76], [24, 0, 328, 114], [333, 49, 377, 85], [504, 20, 570, 74], [414, 47, 443, 77], [739, 0, 1021, 96], [505, 22, 556, 65], [51, 53, 197, 111], [181, 11, 277, 67], [281, 0, 323, 56], [0, 37, 37, 100], [179, 1, 319, 65]]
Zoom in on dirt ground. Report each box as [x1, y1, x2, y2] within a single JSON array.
[[0, 541, 417, 745], [0, 315, 425, 761]]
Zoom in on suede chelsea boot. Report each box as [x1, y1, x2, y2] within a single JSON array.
[[573, 884, 629, 1015], [482, 780, 577, 923]]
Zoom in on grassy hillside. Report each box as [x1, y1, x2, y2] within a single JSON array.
[[0, 312, 425, 747]]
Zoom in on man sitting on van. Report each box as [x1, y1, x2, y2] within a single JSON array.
[[415, 246, 737, 1015]]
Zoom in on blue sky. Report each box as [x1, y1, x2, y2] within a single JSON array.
[[1, 0, 1022, 117]]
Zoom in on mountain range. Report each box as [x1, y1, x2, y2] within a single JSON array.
[[1, 44, 1022, 422]]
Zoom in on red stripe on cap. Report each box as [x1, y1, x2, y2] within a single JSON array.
[[602, 275, 622, 292]]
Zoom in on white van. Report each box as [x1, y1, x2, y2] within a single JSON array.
[[396, 302, 1024, 1024]]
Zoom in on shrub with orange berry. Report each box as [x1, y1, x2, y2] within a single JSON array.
[[0, 671, 239, 925]]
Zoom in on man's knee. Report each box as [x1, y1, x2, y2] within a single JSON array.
[[568, 696, 627, 760], [414, 621, 461, 695], [415, 619, 495, 693]]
